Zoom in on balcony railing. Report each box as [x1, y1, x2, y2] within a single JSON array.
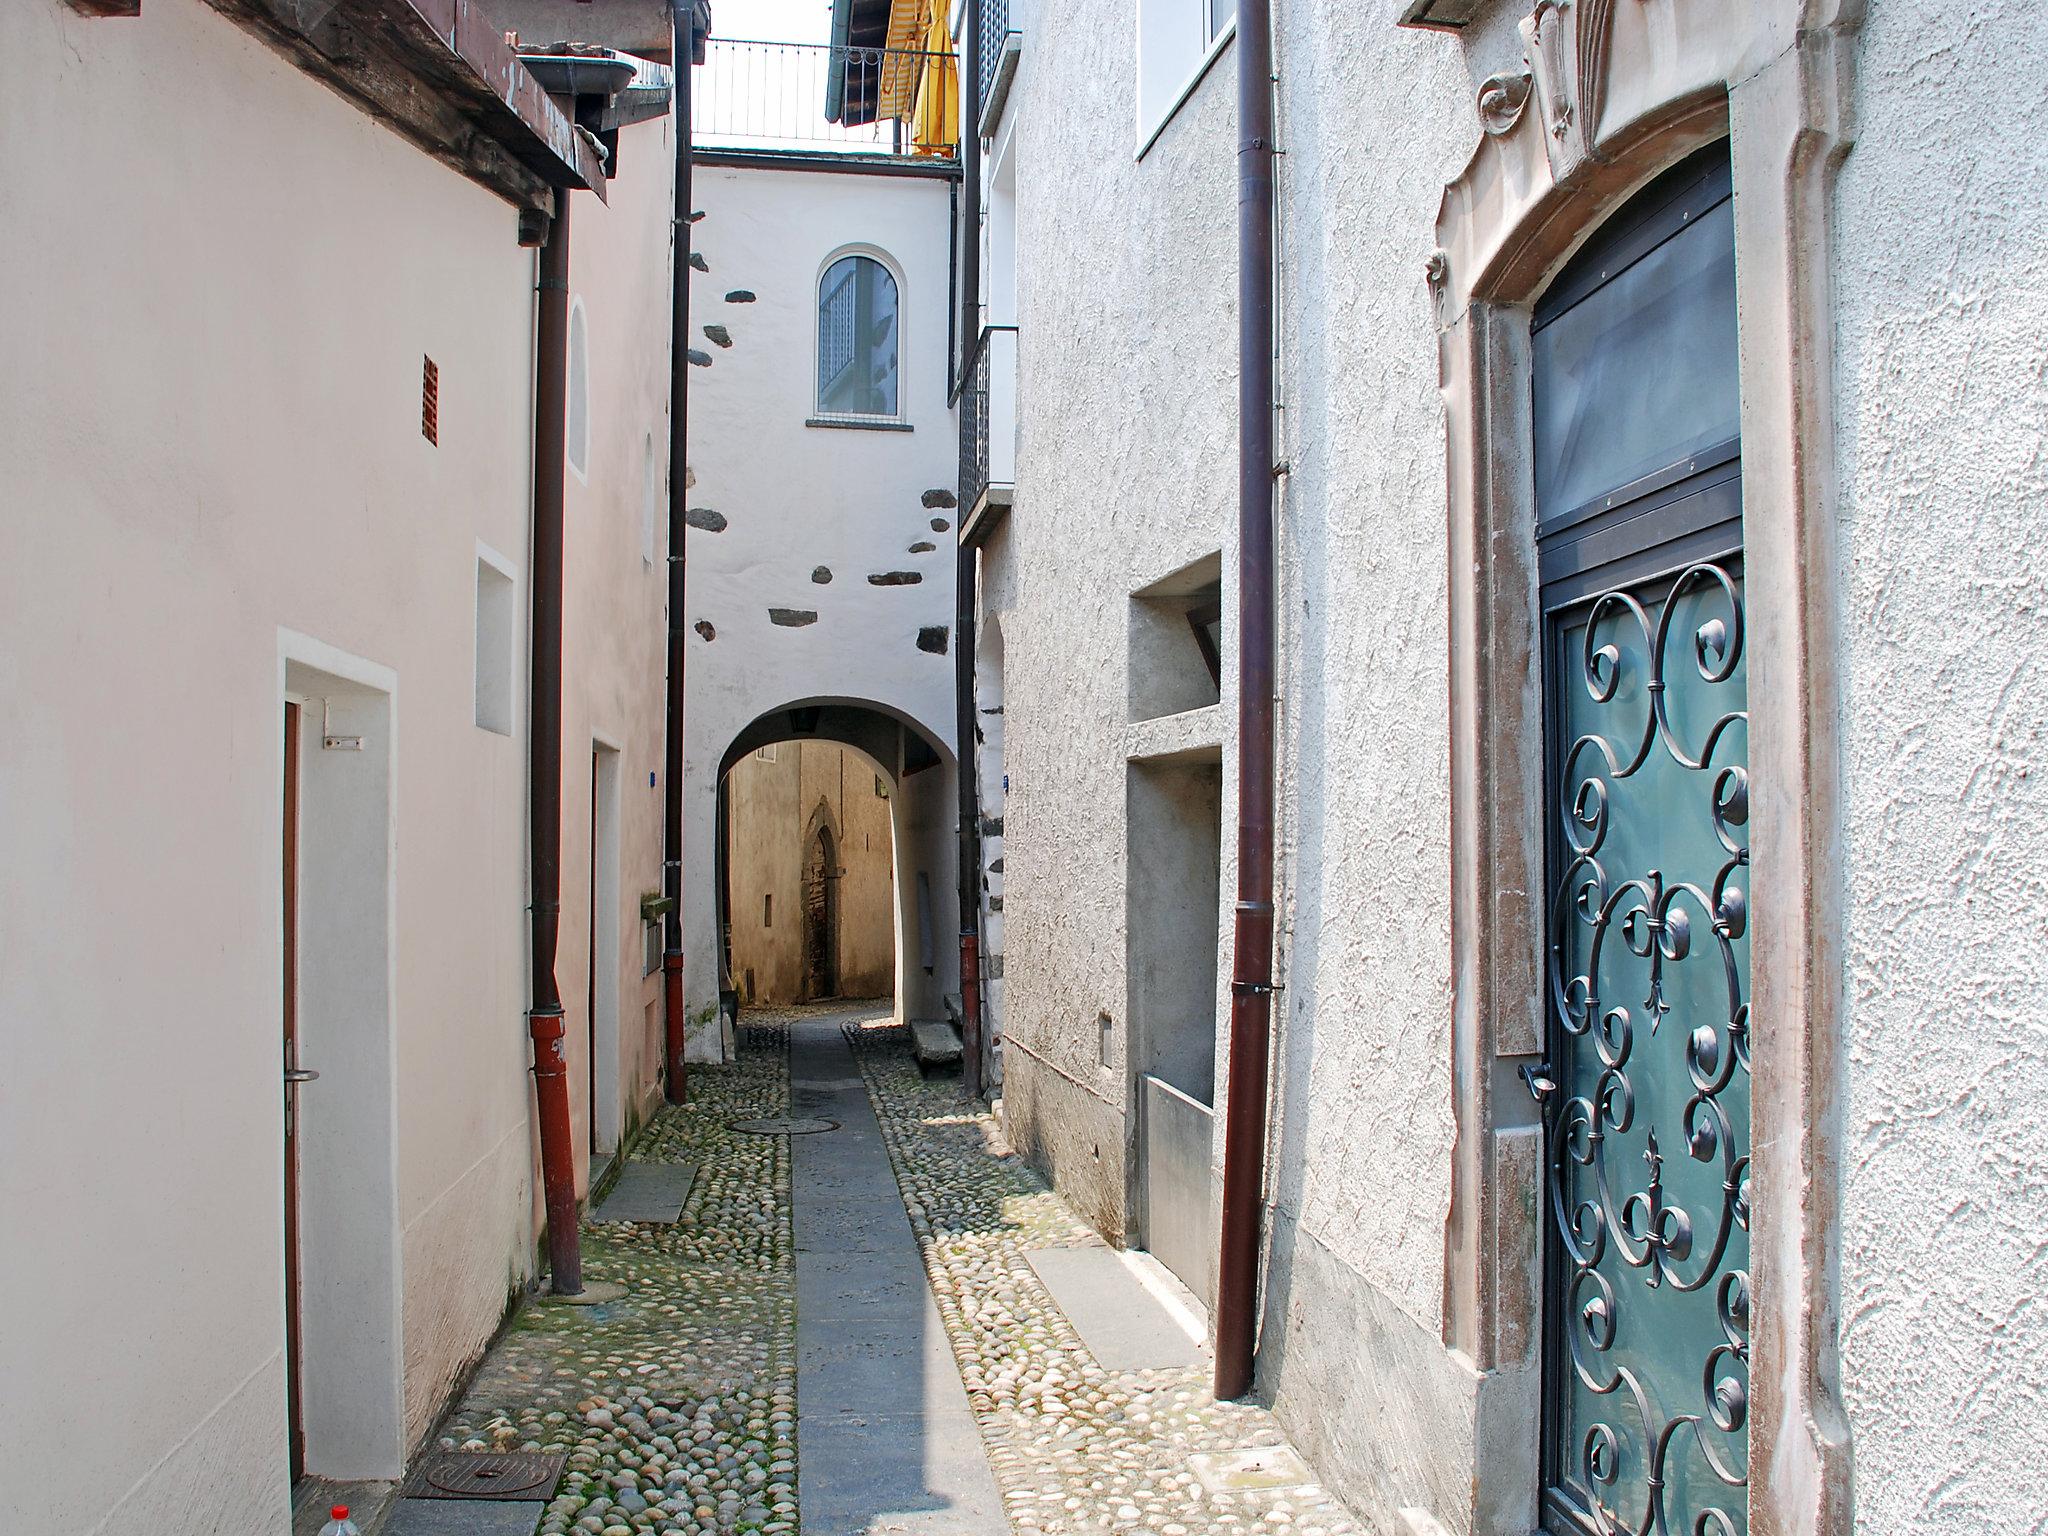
[[694, 38, 959, 160], [977, 0, 1010, 110], [958, 325, 1018, 518]]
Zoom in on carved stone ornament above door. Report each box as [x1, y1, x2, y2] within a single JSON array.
[[1428, 0, 1863, 325]]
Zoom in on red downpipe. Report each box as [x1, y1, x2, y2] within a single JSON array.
[[661, 0, 699, 1103], [530, 195, 582, 1296], [1214, 0, 1277, 1402]]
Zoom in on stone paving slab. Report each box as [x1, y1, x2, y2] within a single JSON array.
[[381, 1499, 548, 1535], [1023, 1246, 1208, 1374], [788, 1013, 1008, 1536], [800, 1414, 1011, 1536], [592, 1160, 698, 1224]]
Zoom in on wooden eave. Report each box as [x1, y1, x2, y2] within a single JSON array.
[[204, 0, 607, 212]]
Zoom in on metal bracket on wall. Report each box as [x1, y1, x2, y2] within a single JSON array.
[[320, 700, 363, 752]]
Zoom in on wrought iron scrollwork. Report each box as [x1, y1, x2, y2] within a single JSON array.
[[1544, 562, 1751, 1536]]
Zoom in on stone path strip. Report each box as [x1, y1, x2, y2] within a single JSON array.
[[787, 1011, 1007, 1534], [432, 1018, 798, 1536], [843, 1014, 1368, 1536]]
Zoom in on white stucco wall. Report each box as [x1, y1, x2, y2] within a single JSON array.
[[990, 0, 2048, 1531], [560, 112, 677, 1178], [0, 2, 675, 1527], [1834, 3, 2048, 1530], [682, 161, 962, 1043]]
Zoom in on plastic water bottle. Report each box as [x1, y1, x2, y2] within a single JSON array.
[[318, 1508, 359, 1536]]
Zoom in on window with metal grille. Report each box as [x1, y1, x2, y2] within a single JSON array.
[[816, 254, 900, 419], [421, 355, 439, 445]]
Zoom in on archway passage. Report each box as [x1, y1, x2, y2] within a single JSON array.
[[696, 697, 962, 1053]]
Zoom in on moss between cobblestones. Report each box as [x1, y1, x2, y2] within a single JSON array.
[[844, 1018, 1366, 1536], [437, 1020, 797, 1536]]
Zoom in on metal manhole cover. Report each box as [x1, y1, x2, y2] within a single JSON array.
[[410, 1450, 567, 1500], [730, 1116, 839, 1135]]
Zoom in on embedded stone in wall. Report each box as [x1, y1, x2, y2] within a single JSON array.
[[694, 620, 716, 641], [930, 518, 951, 532], [908, 541, 936, 553], [988, 895, 1003, 912], [769, 608, 819, 627], [688, 349, 712, 367], [917, 625, 949, 654], [988, 953, 1005, 979], [988, 857, 1004, 873], [703, 324, 733, 348], [685, 466, 696, 489], [726, 290, 757, 304], [811, 566, 833, 584], [685, 507, 728, 532], [689, 251, 709, 272], [980, 814, 1004, 836], [869, 571, 923, 586], [922, 489, 958, 509]]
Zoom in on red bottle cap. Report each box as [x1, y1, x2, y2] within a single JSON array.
[[332, 1508, 349, 1521]]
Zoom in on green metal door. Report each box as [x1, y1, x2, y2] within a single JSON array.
[[1532, 143, 1751, 1536]]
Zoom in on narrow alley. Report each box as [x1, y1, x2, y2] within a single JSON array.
[[9, 0, 2045, 1533], [362, 1007, 1366, 1536]]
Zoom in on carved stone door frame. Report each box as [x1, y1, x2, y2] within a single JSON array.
[[1423, 3, 1860, 1532]]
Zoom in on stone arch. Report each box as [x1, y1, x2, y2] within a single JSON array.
[[710, 697, 958, 1030]]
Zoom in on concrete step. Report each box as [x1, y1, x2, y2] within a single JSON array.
[[910, 1018, 964, 1073]]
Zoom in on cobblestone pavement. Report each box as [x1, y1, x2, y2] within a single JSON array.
[[843, 1016, 1367, 1536], [436, 1017, 798, 1536]]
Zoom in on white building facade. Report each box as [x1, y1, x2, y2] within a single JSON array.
[[0, 0, 680, 1525], [682, 155, 964, 1047]]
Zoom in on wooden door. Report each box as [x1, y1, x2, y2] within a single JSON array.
[[282, 702, 305, 1482]]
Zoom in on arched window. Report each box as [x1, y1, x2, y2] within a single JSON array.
[[567, 297, 590, 480], [816, 254, 900, 420]]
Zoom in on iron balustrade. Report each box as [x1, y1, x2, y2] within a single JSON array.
[[978, 0, 1013, 111], [694, 38, 958, 159], [956, 324, 1018, 515]]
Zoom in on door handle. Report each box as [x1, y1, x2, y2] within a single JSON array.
[[285, 1068, 321, 1085]]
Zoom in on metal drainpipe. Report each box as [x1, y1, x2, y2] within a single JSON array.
[[661, 1, 698, 1104], [1214, 0, 1278, 1402], [530, 193, 582, 1296], [954, 0, 986, 1099]]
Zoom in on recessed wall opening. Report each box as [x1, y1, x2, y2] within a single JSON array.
[[473, 547, 515, 736], [1130, 551, 1224, 723], [1126, 749, 1223, 1304], [280, 651, 402, 1483], [587, 741, 623, 1158]]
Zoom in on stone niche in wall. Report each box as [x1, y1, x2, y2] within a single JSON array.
[[1128, 551, 1224, 725]]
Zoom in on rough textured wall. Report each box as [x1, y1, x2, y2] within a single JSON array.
[[1835, 4, 2048, 1530], [999, 0, 1479, 1521], [1000, 0, 1242, 1240]]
